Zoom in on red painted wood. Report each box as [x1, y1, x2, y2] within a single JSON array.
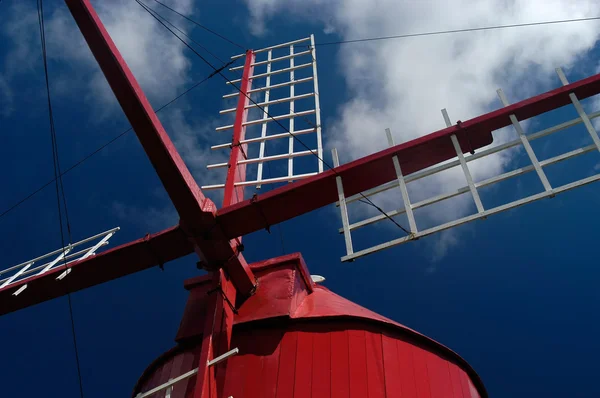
[[223, 51, 255, 207], [466, 378, 480, 398], [240, 329, 264, 398], [260, 328, 283, 398], [169, 353, 185, 398], [330, 330, 350, 398], [312, 331, 331, 398], [294, 331, 314, 397], [458, 369, 472, 398], [275, 329, 298, 398], [381, 333, 403, 397], [448, 363, 465, 398], [215, 70, 600, 238], [64, 0, 256, 297], [412, 345, 432, 398], [366, 329, 386, 398], [426, 351, 453, 398], [135, 323, 489, 398], [0, 225, 193, 316], [396, 339, 418, 398], [133, 255, 488, 398], [348, 330, 369, 398]]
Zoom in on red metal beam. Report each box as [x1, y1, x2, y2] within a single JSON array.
[[223, 51, 255, 207], [215, 70, 600, 237], [0, 226, 193, 316], [64, 0, 256, 294]]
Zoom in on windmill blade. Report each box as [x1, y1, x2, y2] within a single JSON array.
[[0, 225, 193, 316], [215, 68, 600, 239]]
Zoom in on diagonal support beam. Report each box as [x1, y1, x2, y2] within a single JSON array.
[[63, 0, 256, 294]]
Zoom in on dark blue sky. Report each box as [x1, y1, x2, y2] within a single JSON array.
[[2, 1, 600, 397]]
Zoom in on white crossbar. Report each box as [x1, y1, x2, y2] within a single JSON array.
[[230, 50, 313, 71], [222, 77, 314, 99], [216, 110, 316, 131], [556, 67, 600, 153], [497, 88, 552, 192], [136, 368, 199, 398], [386, 128, 417, 233], [442, 109, 485, 214], [210, 128, 317, 150], [202, 172, 318, 190], [231, 37, 311, 59], [226, 63, 312, 85], [219, 93, 315, 114], [207, 150, 316, 169]]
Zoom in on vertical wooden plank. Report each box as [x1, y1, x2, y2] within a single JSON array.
[[294, 331, 313, 397], [458, 370, 472, 398], [382, 333, 402, 397], [330, 329, 350, 398], [260, 329, 283, 398], [276, 330, 299, 398], [411, 346, 432, 398], [168, 353, 184, 398], [312, 332, 332, 398], [180, 350, 199, 398], [149, 362, 169, 392], [448, 363, 464, 398], [425, 352, 453, 398], [242, 330, 265, 397], [348, 330, 368, 398], [221, 331, 248, 398], [396, 339, 418, 398], [467, 378, 480, 398], [365, 331, 386, 398], [220, 353, 244, 398]]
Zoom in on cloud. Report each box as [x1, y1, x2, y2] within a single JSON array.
[[243, 0, 600, 258], [1, 0, 195, 115], [0, 1, 228, 230]]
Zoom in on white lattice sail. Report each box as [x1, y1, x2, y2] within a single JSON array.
[[335, 67, 600, 262], [202, 35, 323, 191]]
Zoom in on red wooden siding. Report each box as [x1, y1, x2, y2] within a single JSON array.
[[135, 322, 481, 398], [134, 254, 485, 398]]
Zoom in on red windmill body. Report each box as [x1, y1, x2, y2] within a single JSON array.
[[3, 1, 600, 397]]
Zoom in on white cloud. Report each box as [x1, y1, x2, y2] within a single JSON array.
[[243, 0, 600, 258], [2, 0, 196, 114]]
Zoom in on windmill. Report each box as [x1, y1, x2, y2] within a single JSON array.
[[3, 0, 600, 397]]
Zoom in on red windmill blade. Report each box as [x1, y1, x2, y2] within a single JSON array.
[[3, 0, 600, 397]]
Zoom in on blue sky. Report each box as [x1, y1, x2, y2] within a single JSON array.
[[2, 0, 600, 397]]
